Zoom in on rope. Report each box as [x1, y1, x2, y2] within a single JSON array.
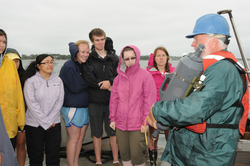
[[145, 116, 149, 145]]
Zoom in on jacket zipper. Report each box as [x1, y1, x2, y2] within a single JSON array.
[[103, 65, 105, 72], [46, 80, 49, 87]]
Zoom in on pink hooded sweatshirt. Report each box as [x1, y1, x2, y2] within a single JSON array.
[[109, 45, 157, 131], [146, 53, 175, 101]]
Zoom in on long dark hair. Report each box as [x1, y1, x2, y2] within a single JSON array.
[[153, 46, 170, 72], [18, 60, 25, 79], [22, 54, 53, 84]]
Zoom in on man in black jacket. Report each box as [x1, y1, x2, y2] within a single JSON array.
[[82, 28, 119, 166]]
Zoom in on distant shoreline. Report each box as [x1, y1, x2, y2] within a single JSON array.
[[20, 54, 247, 61], [21, 57, 247, 61]]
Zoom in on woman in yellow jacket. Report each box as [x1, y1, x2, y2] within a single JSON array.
[[0, 29, 26, 148]]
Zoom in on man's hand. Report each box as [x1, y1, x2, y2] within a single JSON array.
[[99, 80, 111, 90], [110, 122, 115, 130], [148, 104, 158, 129]]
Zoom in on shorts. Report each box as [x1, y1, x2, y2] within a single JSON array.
[[10, 135, 17, 150], [116, 128, 147, 165], [18, 126, 26, 132], [61, 107, 89, 128], [88, 103, 116, 138]]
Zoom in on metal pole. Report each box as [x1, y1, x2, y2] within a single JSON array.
[[217, 10, 250, 78]]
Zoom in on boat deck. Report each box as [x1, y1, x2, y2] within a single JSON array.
[[23, 135, 250, 166], [24, 145, 165, 166], [24, 134, 167, 166], [23, 122, 250, 165]]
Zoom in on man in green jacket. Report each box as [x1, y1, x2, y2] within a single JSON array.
[[148, 13, 248, 166]]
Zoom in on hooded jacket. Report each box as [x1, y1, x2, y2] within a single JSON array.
[[0, 108, 18, 166], [0, 40, 6, 68], [24, 72, 64, 130], [146, 53, 175, 101], [109, 45, 157, 131], [82, 47, 119, 105], [153, 51, 244, 166], [0, 46, 26, 138], [6, 48, 26, 87], [59, 43, 89, 108]]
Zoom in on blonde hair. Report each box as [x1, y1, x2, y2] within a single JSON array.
[[75, 40, 89, 47], [74, 40, 89, 61]]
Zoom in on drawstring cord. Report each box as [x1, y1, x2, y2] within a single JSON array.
[[144, 116, 149, 145]]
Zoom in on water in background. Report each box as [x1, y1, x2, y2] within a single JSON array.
[[22, 59, 246, 76], [22, 60, 180, 76], [22, 59, 68, 76]]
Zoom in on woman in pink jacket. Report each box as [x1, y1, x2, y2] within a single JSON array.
[[109, 45, 157, 166], [146, 46, 175, 166]]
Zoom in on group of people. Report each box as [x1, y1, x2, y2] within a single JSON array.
[[0, 12, 249, 166], [0, 29, 26, 166], [0, 28, 65, 166], [0, 26, 174, 166], [60, 28, 175, 166]]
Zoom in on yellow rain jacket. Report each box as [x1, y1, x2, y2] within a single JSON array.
[[0, 56, 26, 138]]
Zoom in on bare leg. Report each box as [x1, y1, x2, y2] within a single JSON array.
[[74, 125, 88, 165], [66, 125, 81, 166], [110, 135, 119, 162], [16, 132, 26, 166], [122, 160, 133, 166], [93, 136, 102, 163], [135, 162, 146, 166]]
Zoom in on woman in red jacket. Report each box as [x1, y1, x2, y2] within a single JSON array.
[[146, 46, 175, 166]]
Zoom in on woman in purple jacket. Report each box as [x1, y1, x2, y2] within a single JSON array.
[[109, 45, 157, 166], [146, 46, 175, 166], [23, 54, 64, 166]]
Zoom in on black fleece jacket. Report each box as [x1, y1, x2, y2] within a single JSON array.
[[82, 50, 119, 105]]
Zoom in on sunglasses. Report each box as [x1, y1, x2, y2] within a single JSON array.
[[123, 57, 136, 61]]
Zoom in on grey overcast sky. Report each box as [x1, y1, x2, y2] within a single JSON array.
[[1, 0, 250, 58]]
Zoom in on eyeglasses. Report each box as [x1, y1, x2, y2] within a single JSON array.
[[40, 62, 54, 65], [123, 57, 136, 61]]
